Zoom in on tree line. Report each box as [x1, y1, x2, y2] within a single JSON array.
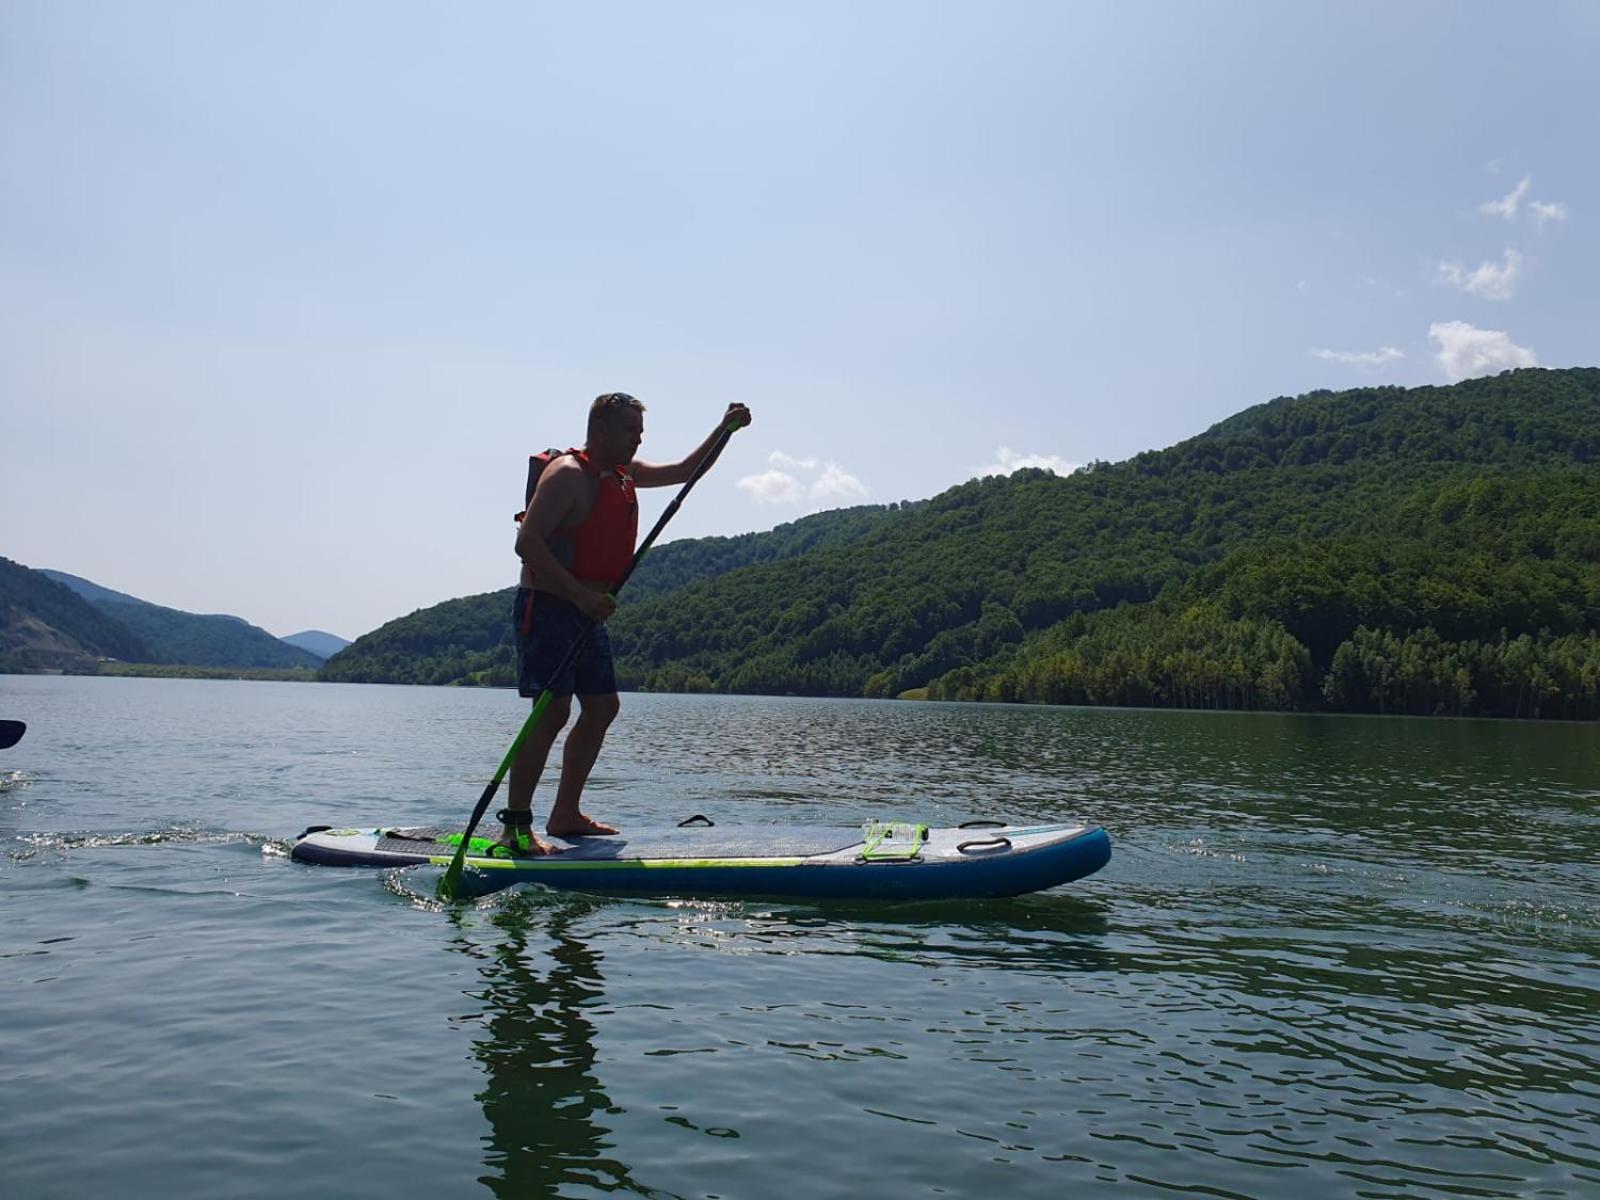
[[319, 368, 1600, 720]]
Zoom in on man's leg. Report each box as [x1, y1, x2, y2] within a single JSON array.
[[546, 692, 621, 837], [501, 696, 571, 853]]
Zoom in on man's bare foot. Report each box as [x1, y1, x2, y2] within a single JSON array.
[[495, 831, 560, 857], [546, 815, 620, 838]]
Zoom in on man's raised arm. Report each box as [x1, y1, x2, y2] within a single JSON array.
[[631, 403, 752, 488]]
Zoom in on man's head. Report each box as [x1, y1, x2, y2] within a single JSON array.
[[586, 392, 646, 467]]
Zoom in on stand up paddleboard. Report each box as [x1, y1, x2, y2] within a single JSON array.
[[290, 816, 1111, 900]]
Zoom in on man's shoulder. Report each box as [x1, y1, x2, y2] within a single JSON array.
[[528, 455, 591, 515], [541, 454, 589, 484]]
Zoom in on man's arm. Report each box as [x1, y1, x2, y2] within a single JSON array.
[[631, 403, 752, 488], [515, 459, 617, 622]]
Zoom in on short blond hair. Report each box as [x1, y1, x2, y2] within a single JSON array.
[[588, 392, 646, 438]]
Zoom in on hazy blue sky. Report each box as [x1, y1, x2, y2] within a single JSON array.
[[4, 2, 1596, 637]]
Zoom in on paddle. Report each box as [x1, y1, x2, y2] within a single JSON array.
[[439, 416, 744, 900], [0, 721, 24, 749]]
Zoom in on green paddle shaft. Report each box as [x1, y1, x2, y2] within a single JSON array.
[[440, 417, 743, 899]]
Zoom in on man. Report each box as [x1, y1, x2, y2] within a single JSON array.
[[500, 392, 752, 855]]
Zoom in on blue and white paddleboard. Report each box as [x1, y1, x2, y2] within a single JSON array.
[[289, 817, 1111, 900]]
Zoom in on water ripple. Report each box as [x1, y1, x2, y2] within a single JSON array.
[[2, 679, 1596, 1200]]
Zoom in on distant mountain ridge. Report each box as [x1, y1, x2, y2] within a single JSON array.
[[34, 572, 148, 609], [31, 570, 321, 670], [281, 630, 350, 660], [0, 558, 156, 671]]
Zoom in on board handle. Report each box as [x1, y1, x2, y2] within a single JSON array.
[[956, 836, 1012, 855]]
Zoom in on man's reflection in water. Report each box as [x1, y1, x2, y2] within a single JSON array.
[[455, 894, 650, 1199]]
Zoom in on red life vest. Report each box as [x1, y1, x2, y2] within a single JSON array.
[[525, 448, 637, 589]]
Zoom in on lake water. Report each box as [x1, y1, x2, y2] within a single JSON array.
[[2, 675, 1597, 1199]]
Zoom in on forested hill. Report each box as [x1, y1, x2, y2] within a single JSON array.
[[321, 502, 911, 684], [322, 368, 1600, 719], [39, 570, 322, 670], [0, 558, 155, 671], [620, 503, 921, 604]]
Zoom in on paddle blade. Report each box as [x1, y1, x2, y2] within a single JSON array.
[[439, 776, 502, 900], [438, 840, 470, 901], [0, 720, 24, 750]]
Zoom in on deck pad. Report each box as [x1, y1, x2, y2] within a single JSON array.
[[378, 824, 867, 860]]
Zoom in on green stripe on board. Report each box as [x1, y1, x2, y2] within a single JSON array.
[[427, 855, 812, 872]]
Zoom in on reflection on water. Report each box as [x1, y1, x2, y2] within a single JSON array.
[[646, 893, 1116, 974], [445, 875, 1600, 1198], [448, 887, 1121, 1199], [444, 872, 1600, 1199], [454, 896, 647, 1199]]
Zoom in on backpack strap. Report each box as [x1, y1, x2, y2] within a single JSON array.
[[514, 447, 571, 523]]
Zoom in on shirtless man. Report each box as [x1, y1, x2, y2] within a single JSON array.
[[499, 392, 751, 854]]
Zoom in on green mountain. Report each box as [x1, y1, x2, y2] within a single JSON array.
[[39, 570, 322, 670], [320, 504, 902, 686], [0, 558, 155, 671], [323, 368, 1600, 719], [322, 589, 515, 687], [620, 503, 924, 604]]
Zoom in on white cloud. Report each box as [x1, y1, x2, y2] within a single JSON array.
[[737, 452, 867, 507], [978, 447, 1081, 477], [1309, 346, 1405, 369], [1476, 176, 1566, 228], [1437, 246, 1523, 300], [1485, 157, 1503, 175], [736, 469, 804, 505], [1429, 320, 1537, 382], [1530, 200, 1568, 228], [1480, 176, 1531, 221], [809, 462, 868, 502]]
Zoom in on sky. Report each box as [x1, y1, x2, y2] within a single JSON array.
[[4, 1, 1597, 639]]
